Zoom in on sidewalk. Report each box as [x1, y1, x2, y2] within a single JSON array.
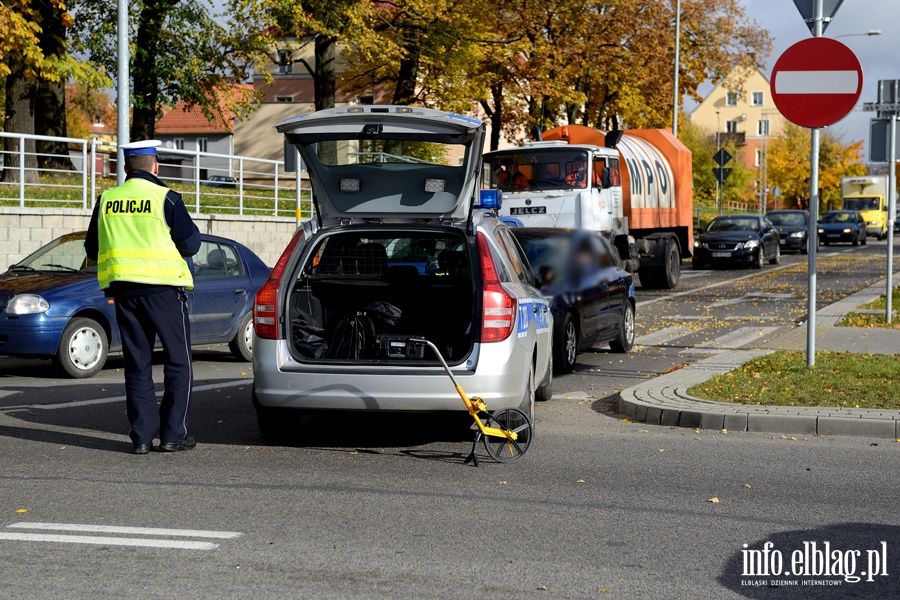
[[618, 271, 900, 438]]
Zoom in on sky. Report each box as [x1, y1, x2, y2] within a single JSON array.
[[715, 0, 900, 155]]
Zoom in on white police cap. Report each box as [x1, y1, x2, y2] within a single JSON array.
[[120, 140, 162, 156]]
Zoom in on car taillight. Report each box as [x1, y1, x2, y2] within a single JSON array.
[[477, 232, 516, 343], [254, 230, 303, 340]]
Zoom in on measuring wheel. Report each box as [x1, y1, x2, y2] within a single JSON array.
[[482, 408, 533, 463]]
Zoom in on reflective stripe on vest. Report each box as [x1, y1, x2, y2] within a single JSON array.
[[97, 178, 194, 290]]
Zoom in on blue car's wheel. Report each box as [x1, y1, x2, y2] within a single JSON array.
[[54, 317, 108, 378], [229, 311, 254, 361]]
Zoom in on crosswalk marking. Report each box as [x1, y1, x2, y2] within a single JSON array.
[[635, 325, 704, 347], [680, 326, 779, 354], [2, 522, 242, 550]]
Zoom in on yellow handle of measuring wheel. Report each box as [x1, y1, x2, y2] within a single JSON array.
[[454, 385, 518, 441]]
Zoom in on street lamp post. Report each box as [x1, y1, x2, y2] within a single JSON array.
[[672, 0, 682, 137], [834, 30, 882, 38], [715, 109, 721, 214]]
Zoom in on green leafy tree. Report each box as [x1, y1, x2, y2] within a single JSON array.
[[72, 0, 270, 140]]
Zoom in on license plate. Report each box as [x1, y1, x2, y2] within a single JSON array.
[[779, 240, 785, 245], [711, 252, 731, 258], [510, 206, 546, 215], [827, 234, 839, 237]]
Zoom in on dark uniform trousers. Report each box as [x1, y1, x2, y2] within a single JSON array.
[[114, 287, 192, 446]]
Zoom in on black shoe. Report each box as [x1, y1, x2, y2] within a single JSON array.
[[131, 444, 152, 455], [156, 437, 196, 452]]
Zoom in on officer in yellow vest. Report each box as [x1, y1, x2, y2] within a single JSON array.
[[85, 140, 201, 454]]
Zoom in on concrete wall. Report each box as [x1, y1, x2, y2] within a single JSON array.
[[0, 208, 299, 268]]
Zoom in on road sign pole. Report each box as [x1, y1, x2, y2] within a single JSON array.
[[887, 114, 896, 324], [806, 0, 824, 369]]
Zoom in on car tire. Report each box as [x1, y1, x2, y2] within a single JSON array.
[[769, 243, 780, 265], [517, 363, 536, 427], [53, 317, 108, 378], [554, 313, 578, 374], [852, 236, 859, 246], [535, 353, 553, 402], [252, 391, 295, 439], [753, 248, 764, 269], [862, 234, 867, 246], [229, 311, 254, 361], [801, 241, 808, 255], [609, 301, 635, 353]]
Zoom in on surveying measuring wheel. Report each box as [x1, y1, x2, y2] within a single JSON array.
[[481, 407, 532, 463]]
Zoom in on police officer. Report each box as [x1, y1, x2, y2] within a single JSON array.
[[85, 140, 201, 454]]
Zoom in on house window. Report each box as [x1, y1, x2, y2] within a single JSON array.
[[197, 138, 208, 153], [755, 149, 761, 167], [173, 138, 185, 150], [725, 121, 738, 133], [275, 96, 294, 102], [277, 49, 293, 75], [757, 119, 770, 137], [752, 91, 764, 106], [725, 91, 739, 107]]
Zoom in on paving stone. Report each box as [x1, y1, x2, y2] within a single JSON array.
[[817, 416, 897, 438], [723, 413, 749, 432], [700, 412, 725, 430], [747, 413, 817, 435], [678, 410, 703, 428]]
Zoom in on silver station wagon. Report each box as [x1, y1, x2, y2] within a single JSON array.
[[251, 106, 553, 437]]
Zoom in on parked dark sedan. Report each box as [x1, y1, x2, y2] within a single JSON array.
[[0, 231, 270, 378], [818, 210, 867, 246], [511, 228, 635, 374], [692, 214, 780, 269], [205, 175, 237, 188], [766, 209, 810, 254]]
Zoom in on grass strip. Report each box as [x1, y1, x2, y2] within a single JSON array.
[[837, 286, 900, 330], [687, 350, 900, 410]]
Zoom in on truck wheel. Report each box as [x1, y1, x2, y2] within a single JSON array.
[[609, 302, 635, 353], [54, 317, 108, 378], [229, 312, 254, 361], [659, 237, 681, 289], [554, 313, 578, 374]]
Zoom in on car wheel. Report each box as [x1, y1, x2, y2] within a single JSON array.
[[229, 311, 254, 361], [852, 236, 859, 246], [252, 391, 295, 439], [862, 234, 868, 246], [609, 301, 635, 353], [753, 248, 764, 269], [769, 243, 780, 265], [554, 313, 578, 374], [801, 241, 808, 255], [53, 317, 108, 378], [516, 362, 536, 427], [535, 353, 553, 402]]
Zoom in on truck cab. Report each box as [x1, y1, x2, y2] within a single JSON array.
[[841, 176, 888, 240]]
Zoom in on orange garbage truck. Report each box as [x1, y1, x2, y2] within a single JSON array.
[[483, 124, 693, 289]]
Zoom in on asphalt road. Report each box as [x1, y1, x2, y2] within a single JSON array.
[[1, 239, 898, 599]]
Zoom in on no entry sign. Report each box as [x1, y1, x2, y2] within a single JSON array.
[[770, 37, 863, 128]]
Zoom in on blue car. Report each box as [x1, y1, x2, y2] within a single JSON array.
[[0, 231, 270, 378], [511, 228, 636, 374]]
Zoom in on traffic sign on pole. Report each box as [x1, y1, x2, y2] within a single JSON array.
[[713, 148, 732, 167], [712, 168, 731, 185], [770, 38, 862, 129], [791, 0, 844, 34]]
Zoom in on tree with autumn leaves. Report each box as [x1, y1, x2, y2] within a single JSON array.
[[766, 122, 867, 212]]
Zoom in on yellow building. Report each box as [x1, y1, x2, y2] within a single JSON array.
[[689, 67, 787, 205]]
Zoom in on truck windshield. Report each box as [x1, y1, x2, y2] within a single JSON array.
[[843, 197, 880, 211], [484, 149, 591, 191]]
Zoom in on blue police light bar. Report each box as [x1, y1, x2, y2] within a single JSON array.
[[477, 189, 502, 210]]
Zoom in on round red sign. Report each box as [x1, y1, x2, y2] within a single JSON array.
[[770, 37, 863, 129]]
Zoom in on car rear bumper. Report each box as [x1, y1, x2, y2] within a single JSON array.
[[820, 232, 858, 243], [693, 247, 757, 265], [252, 337, 530, 412]]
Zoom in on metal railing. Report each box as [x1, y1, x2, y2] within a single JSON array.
[[0, 132, 312, 220]]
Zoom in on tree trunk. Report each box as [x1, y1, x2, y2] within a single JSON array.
[[35, 0, 74, 170], [314, 35, 336, 111], [392, 45, 421, 106], [132, 0, 178, 140], [487, 83, 503, 151], [2, 61, 40, 184]]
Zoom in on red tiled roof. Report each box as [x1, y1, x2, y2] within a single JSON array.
[[156, 84, 254, 135]]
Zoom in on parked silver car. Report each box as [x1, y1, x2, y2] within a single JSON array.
[[251, 106, 553, 437]]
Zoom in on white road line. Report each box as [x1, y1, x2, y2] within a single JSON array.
[[635, 325, 703, 347], [1, 379, 252, 413], [774, 70, 859, 95], [637, 262, 799, 309], [0, 532, 218, 550], [8, 522, 242, 539], [680, 326, 779, 353]]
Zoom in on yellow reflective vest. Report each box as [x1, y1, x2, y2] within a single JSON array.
[[96, 178, 194, 290]]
